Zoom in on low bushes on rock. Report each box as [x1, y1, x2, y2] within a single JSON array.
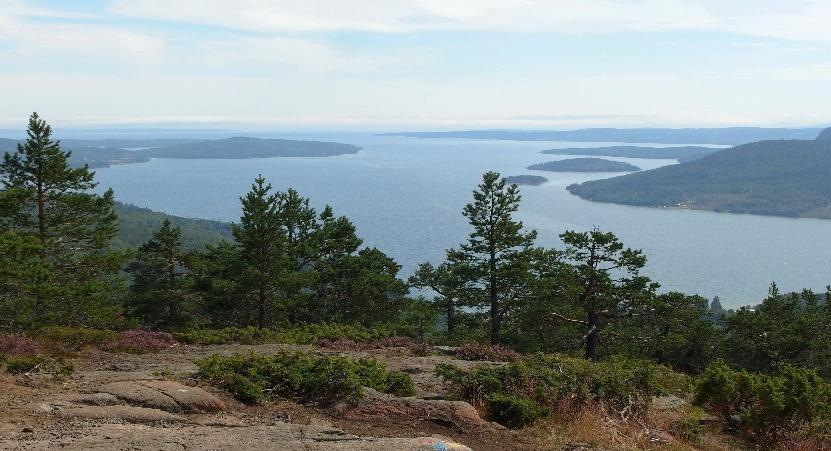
[[695, 361, 831, 441], [176, 324, 396, 346], [35, 326, 116, 352], [101, 330, 176, 354], [2, 355, 73, 376], [195, 351, 415, 404], [437, 353, 689, 428], [487, 393, 550, 428], [455, 342, 521, 362], [0, 333, 38, 357]]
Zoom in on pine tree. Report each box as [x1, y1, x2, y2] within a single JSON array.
[[126, 220, 192, 328], [0, 230, 52, 330], [233, 176, 284, 329], [449, 172, 536, 344], [1, 113, 117, 253], [552, 228, 655, 360], [0, 113, 123, 327], [410, 261, 473, 341]]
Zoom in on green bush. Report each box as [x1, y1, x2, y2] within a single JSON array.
[[3, 356, 74, 376], [487, 393, 549, 428], [35, 327, 116, 351], [195, 350, 414, 404], [4, 356, 45, 373], [177, 324, 397, 346], [695, 361, 831, 438], [436, 353, 690, 428]]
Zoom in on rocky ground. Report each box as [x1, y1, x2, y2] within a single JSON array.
[[0, 343, 533, 450]]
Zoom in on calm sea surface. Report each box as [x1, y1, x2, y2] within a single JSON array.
[[92, 133, 831, 307]]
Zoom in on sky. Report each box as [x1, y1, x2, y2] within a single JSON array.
[[1, 0, 831, 130]]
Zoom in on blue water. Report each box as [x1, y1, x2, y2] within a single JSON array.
[[92, 133, 831, 307]]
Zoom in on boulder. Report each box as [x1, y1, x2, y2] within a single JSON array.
[[335, 388, 497, 431]]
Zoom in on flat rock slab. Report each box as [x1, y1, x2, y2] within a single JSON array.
[[99, 380, 224, 413], [37, 402, 184, 423], [3, 422, 471, 450]]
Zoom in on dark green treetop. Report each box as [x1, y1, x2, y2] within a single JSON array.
[[449, 171, 537, 344]]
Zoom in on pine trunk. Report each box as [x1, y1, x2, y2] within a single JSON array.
[[489, 249, 500, 344]]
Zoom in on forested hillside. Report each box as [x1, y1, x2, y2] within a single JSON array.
[[114, 202, 231, 249], [568, 130, 831, 218]]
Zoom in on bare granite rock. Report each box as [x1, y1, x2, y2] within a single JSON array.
[[336, 388, 499, 431]]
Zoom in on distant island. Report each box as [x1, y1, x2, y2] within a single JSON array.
[[383, 127, 825, 145], [0, 137, 361, 168], [541, 146, 718, 163], [141, 137, 360, 159], [567, 128, 831, 219], [505, 175, 548, 185], [528, 158, 640, 172]]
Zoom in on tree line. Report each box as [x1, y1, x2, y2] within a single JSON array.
[[3, 113, 831, 378]]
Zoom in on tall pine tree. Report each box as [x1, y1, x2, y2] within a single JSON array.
[[126, 220, 193, 328], [449, 172, 536, 344], [551, 228, 655, 360], [233, 176, 284, 329], [0, 113, 123, 327]]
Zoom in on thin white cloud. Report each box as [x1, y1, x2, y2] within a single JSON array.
[[0, 13, 166, 69], [109, 0, 831, 42]]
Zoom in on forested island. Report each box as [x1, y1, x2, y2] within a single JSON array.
[[528, 157, 640, 172], [141, 136, 360, 159], [384, 127, 824, 145], [542, 145, 718, 162], [567, 129, 831, 218], [5, 114, 831, 449], [0, 136, 360, 169], [504, 174, 547, 185]]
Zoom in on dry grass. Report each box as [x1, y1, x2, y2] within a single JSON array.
[[520, 401, 741, 451]]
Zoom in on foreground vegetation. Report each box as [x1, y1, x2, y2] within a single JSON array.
[[3, 113, 831, 448], [196, 351, 414, 403]]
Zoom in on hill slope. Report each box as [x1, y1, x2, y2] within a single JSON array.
[[114, 202, 231, 249], [567, 131, 831, 218]]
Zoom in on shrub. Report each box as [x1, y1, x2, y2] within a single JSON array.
[[436, 353, 690, 428], [35, 327, 116, 351], [3, 356, 74, 376], [695, 361, 831, 439], [196, 350, 415, 404], [316, 338, 368, 351], [455, 342, 521, 362], [487, 393, 550, 428], [4, 356, 45, 373], [408, 342, 433, 357], [101, 330, 175, 353], [315, 336, 423, 353], [176, 324, 397, 346], [0, 333, 38, 357]]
